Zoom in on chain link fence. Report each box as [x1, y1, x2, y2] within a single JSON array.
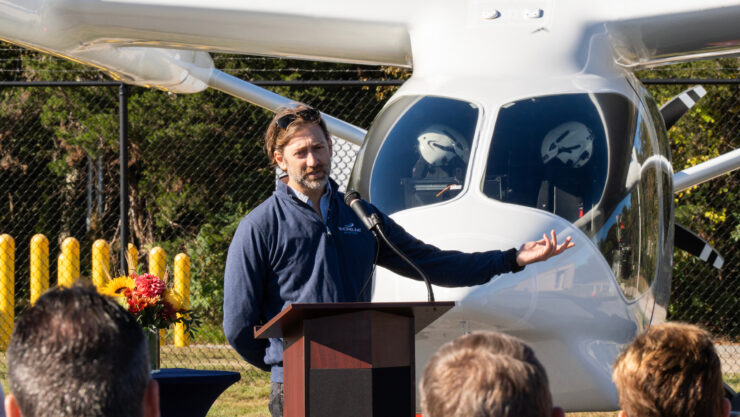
[[643, 80, 740, 375], [0, 45, 738, 405], [0, 46, 399, 392]]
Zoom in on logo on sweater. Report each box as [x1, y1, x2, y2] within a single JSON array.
[[338, 222, 362, 234]]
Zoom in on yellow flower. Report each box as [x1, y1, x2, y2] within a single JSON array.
[[163, 289, 184, 311], [101, 276, 136, 298]]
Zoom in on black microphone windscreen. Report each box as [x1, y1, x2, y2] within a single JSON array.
[[344, 190, 361, 206]]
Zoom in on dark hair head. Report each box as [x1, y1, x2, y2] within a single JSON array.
[[264, 104, 331, 166], [7, 284, 149, 417]]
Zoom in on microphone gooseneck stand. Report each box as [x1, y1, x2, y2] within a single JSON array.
[[344, 191, 435, 302]]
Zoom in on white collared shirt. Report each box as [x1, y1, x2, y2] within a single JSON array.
[[287, 181, 332, 224]]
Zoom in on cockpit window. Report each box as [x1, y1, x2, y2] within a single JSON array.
[[483, 92, 662, 300], [483, 94, 610, 224], [358, 96, 479, 214]]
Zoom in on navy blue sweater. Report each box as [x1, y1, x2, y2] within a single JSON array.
[[223, 178, 520, 382]]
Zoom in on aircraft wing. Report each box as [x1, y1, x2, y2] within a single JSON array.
[[1, 0, 376, 141], [606, 0, 740, 67], [0, 0, 412, 68]]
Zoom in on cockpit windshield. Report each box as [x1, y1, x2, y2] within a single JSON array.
[[349, 91, 662, 301], [483, 93, 637, 235], [350, 95, 479, 214]]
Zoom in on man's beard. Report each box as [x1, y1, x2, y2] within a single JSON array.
[[289, 161, 331, 191]]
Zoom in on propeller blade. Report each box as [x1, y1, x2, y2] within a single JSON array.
[[659, 85, 706, 129], [674, 224, 723, 269]]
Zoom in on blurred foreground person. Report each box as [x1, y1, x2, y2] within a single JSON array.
[[420, 331, 564, 417], [612, 322, 731, 417], [4, 285, 159, 417]]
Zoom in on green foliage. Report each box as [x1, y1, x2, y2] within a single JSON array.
[[1, 44, 402, 325], [181, 201, 248, 323]]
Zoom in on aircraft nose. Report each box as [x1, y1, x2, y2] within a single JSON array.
[[372, 198, 625, 330]]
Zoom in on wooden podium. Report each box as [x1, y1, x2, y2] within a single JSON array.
[[254, 302, 454, 417]]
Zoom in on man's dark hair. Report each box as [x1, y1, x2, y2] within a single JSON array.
[[7, 284, 150, 417], [264, 104, 331, 166]]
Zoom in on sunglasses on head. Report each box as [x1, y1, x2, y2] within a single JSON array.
[[275, 108, 321, 129]]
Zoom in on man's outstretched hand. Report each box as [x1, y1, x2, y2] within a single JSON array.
[[516, 230, 575, 267]]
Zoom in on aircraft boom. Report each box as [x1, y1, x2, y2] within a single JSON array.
[[673, 148, 740, 192]]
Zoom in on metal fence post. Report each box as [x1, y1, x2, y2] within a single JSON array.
[[119, 83, 129, 273]]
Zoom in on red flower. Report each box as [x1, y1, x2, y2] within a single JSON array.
[[134, 273, 166, 298], [158, 302, 178, 322], [102, 272, 195, 335]]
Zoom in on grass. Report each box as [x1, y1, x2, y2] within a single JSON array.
[[207, 379, 271, 417], [159, 345, 272, 416], [727, 373, 740, 391]]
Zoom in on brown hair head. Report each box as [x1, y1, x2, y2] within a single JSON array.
[[264, 104, 331, 166], [420, 331, 552, 417], [612, 322, 724, 417]]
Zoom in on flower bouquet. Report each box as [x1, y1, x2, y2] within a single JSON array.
[[100, 273, 197, 369]]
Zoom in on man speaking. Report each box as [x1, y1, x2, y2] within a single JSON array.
[[223, 104, 574, 416]]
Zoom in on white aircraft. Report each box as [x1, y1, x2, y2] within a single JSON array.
[[2, 0, 740, 411]]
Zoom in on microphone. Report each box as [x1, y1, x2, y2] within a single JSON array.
[[344, 191, 435, 302], [344, 191, 381, 231]]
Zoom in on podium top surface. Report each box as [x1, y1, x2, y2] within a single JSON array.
[[254, 301, 455, 339]]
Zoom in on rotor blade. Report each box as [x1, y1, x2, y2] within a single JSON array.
[[674, 224, 723, 269], [659, 85, 706, 130], [673, 148, 740, 192]]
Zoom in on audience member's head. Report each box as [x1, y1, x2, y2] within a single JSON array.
[[5, 284, 159, 417], [420, 331, 564, 417], [612, 322, 731, 417]]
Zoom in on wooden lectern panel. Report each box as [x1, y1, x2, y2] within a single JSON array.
[[255, 302, 454, 417], [254, 302, 455, 339], [307, 311, 411, 369], [284, 335, 307, 416]]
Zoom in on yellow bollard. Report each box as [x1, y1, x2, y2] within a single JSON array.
[[0, 234, 14, 350], [148, 247, 166, 345], [127, 243, 138, 275], [58, 237, 80, 287], [30, 234, 49, 305], [174, 253, 191, 347], [148, 247, 166, 280], [92, 240, 110, 289]]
